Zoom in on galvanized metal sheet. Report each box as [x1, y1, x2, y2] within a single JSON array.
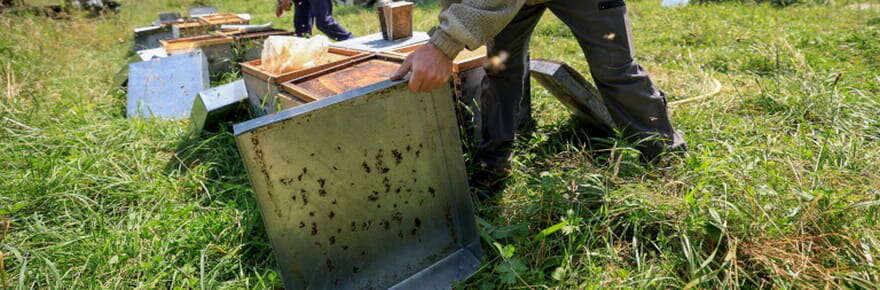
[[190, 79, 248, 134], [127, 50, 209, 119], [242, 72, 281, 116], [198, 42, 235, 76], [233, 80, 481, 289], [529, 59, 615, 131], [155, 11, 182, 25], [114, 48, 168, 88], [133, 25, 173, 52], [331, 31, 429, 53], [188, 6, 217, 18]]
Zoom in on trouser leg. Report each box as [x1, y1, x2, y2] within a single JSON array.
[[547, 0, 686, 158], [293, 0, 313, 37], [476, 4, 546, 169], [308, 0, 353, 41]]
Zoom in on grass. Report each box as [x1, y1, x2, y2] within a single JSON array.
[[1, 0, 879, 288]]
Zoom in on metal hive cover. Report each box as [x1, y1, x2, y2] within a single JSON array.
[[233, 80, 481, 289], [127, 50, 209, 119], [331, 32, 429, 53], [190, 79, 248, 133], [529, 59, 615, 131]]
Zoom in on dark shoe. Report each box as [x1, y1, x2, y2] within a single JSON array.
[[469, 164, 511, 200], [640, 130, 687, 162]]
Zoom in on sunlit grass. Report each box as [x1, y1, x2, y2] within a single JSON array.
[[1, 0, 879, 288]]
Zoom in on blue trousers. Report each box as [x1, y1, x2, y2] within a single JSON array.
[[293, 0, 353, 41]]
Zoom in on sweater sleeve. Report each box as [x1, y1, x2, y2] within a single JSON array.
[[429, 0, 527, 59]]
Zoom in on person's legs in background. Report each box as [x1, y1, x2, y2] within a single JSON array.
[[471, 4, 546, 191], [293, 0, 313, 37], [547, 0, 686, 160], [307, 0, 353, 41]]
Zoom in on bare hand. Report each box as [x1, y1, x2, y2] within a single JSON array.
[[276, 0, 292, 17], [390, 43, 453, 93]]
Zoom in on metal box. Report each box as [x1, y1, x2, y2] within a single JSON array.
[[114, 47, 169, 88], [331, 31, 429, 53], [384, 44, 489, 146], [190, 79, 248, 134], [126, 50, 209, 119], [161, 34, 235, 76], [188, 6, 218, 18], [233, 79, 481, 289], [133, 25, 173, 52], [240, 48, 368, 116]]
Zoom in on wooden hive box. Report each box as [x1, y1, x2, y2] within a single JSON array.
[[172, 19, 212, 38], [281, 54, 405, 103], [240, 47, 369, 116], [231, 74, 481, 290], [197, 13, 249, 29], [384, 44, 489, 145], [160, 34, 236, 76], [377, 1, 413, 41]]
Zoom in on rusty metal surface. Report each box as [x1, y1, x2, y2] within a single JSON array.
[[332, 31, 429, 53], [190, 79, 248, 134], [529, 59, 615, 131], [233, 80, 481, 289]]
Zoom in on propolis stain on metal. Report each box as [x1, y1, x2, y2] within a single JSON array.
[[233, 80, 482, 289]]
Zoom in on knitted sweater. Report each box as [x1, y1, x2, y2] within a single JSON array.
[[429, 0, 551, 58]]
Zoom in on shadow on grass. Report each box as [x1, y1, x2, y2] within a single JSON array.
[[162, 125, 277, 277]]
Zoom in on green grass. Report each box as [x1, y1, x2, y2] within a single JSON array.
[[2, 0, 880, 288]]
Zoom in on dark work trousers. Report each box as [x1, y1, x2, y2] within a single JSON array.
[[293, 0, 353, 41], [476, 0, 686, 168]]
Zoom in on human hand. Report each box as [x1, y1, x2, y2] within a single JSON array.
[[276, 0, 292, 17], [390, 43, 453, 92]]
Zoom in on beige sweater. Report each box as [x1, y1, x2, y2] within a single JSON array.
[[429, 0, 551, 58]]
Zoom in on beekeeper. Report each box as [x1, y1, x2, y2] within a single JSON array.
[[391, 0, 686, 190], [276, 0, 354, 41]]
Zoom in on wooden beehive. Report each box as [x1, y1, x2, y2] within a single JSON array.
[[378, 1, 413, 41], [159, 34, 233, 55], [172, 19, 212, 38], [281, 55, 405, 102], [197, 13, 249, 26], [387, 44, 487, 73], [240, 48, 369, 115], [384, 44, 489, 149]]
